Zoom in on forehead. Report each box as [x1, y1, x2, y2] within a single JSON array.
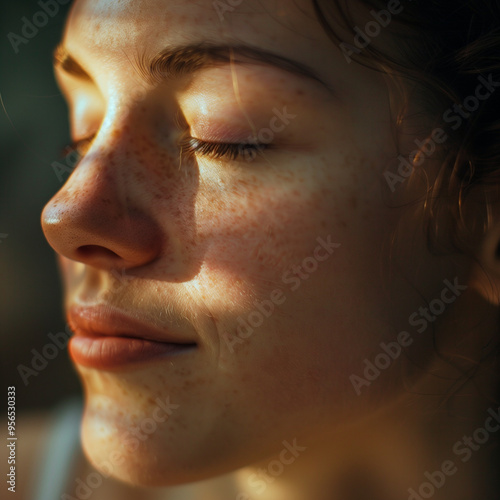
[[63, 0, 347, 87], [66, 0, 318, 43]]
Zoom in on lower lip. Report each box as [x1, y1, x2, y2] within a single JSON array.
[[69, 335, 196, 370]]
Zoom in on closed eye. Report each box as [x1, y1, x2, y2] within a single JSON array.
[[178, 135, 269, 162]]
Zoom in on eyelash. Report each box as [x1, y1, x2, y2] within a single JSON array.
[[60, 132, 268, 164], [178, 135, 268, 161]]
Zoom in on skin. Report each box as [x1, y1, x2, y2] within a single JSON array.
[[41, 0, 500, 498]]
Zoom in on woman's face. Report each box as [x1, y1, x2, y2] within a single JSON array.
[[42, 0, 468, 487]]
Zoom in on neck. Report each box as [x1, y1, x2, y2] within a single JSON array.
[[231, 287, 499, 500], [231, 394, 499, 500]]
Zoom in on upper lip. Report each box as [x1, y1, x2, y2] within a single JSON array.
[[67, 304, 197, 345]]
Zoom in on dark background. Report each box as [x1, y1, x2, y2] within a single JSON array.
[[0, 0, 81, 413]]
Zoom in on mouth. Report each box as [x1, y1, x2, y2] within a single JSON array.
[[67, 304, 197, 370]]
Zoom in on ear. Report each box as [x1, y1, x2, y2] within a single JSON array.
[[474, 219, 500, 305]]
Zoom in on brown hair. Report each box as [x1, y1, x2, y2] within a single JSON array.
[[312, 0, 500, 254]]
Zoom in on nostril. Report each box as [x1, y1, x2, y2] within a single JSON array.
[[42, 197, 162, 269], [77, 245, 121, 260]]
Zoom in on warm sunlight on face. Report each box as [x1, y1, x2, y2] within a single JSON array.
[[41, 0, 474, 490]]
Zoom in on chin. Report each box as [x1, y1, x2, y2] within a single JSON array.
[[76, 379, 181, 486], [77, 389, 240, 488], [80, 414, 204, 487]]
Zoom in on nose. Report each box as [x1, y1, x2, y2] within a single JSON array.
[[41, 136, 162, 271]]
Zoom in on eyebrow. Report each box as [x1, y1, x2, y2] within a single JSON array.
[[53, 42, 333, 92]]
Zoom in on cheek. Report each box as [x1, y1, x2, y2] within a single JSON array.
[[187, 150, 407, 391], [189, 160, 334, 308], [188, 149, 393, 312], [186, 158, 352, 346]]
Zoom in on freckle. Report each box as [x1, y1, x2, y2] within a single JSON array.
[[349, 196, 358, 209]]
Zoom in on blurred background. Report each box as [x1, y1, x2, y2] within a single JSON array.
[[0, 0, 80, 413]]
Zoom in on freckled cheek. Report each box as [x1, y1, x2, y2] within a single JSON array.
[[191, 178, 334, 298]]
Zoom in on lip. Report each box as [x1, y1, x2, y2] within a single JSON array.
[[67, 305, 197, 370]]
